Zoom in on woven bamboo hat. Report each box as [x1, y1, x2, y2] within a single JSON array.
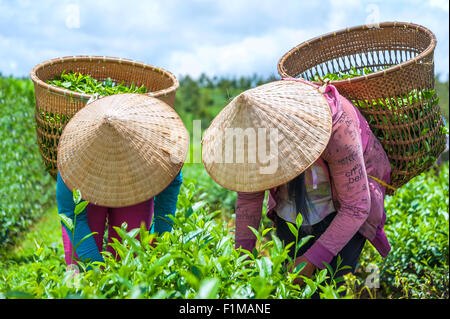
[[202, 80, 332, 192], [57, 93, 189, 207]]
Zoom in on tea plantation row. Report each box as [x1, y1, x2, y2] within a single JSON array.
[[0, 75, 448, 298], [0, 76, 55, 245]]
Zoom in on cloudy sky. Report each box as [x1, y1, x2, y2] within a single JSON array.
[[0, 0, 448, 80]]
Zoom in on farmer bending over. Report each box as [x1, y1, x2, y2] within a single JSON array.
[[56, 93, 189, 267], [201, 79, 392, 287]]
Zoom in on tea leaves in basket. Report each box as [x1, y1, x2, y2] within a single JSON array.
[[47, 71, 148, 96]]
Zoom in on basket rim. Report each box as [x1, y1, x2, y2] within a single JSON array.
[[29, 55, 179, 101], [277, 21, 437, 84]]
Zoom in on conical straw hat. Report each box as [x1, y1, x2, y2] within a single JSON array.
[[57, 93, 189, 207], [202, 80, 332, 192]]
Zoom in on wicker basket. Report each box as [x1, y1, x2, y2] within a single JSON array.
[[30, 56, 179, 180], [277, 21, 446, 191]]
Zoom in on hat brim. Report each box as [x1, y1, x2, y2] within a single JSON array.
[[57, 93, 189, 207], [201, 80, 332, 192]]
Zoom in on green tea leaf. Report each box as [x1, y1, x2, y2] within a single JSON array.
[[59, 214, 74, 232], [295, 213, 303, 228], [262, 227, 273, 237], [287, 222, 298, 239], [74, 200, 89, 216], [247, 226, 261, 243], [296, 235, 314, 252]]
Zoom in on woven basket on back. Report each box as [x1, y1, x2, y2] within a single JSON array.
[[30, 56, 179, 180], [278, 21, 446, 191]]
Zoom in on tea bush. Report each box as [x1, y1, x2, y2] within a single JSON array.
[[0, 76, 55, 245], [182, 163, 236, 214], [359, 162, 449, 298], [0, 75, 448, 299], [0, 182, 347, 299]]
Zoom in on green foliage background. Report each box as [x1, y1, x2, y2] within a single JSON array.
[[0, 77, 55, 245], [0, 73, 448, 299]]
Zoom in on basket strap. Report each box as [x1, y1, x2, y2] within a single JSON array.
[[367, 175, 398, 193], [86, 93, 103, 105], [318, 78, 331, 93]]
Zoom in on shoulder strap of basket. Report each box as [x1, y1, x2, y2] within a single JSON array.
[[86, 93, 103, 105], [318, 78, 331, 93], [367, 175, 398, 193]]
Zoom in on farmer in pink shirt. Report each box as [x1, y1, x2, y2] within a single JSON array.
[[202, 79, 391, 286]]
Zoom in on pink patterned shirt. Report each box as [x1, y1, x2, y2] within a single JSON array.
[[235, 79, 392, 269]]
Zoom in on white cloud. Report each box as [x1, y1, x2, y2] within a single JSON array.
[[0, 0, 447, 80], [428, 0, 449, 12], [167, 27, 317, 78], [327, 0, 363, 30]]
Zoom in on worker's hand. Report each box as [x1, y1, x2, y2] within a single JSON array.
[[290, 255, 316, 286]]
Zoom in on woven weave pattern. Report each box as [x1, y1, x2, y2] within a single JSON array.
[[202, 80, 332, 192], [30, 56, 179, 179], [57, 93, 189, 207], [277, 22, 446, 191]]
